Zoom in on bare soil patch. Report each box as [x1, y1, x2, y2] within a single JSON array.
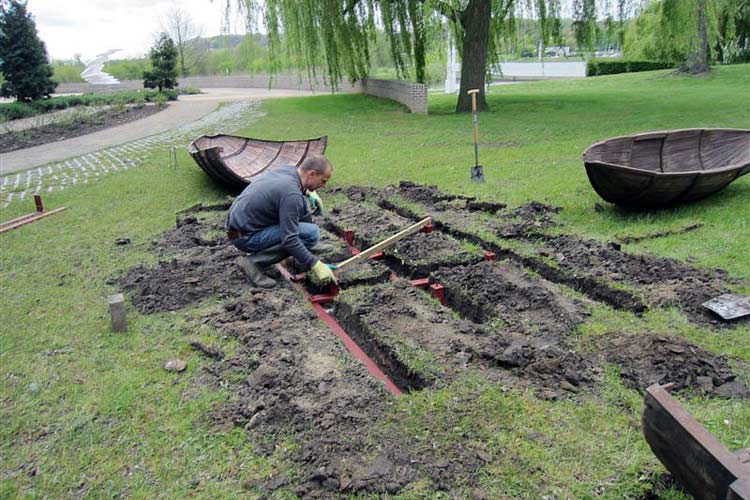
[[337, 182, 748, 327], [0, 104, 165, 153], [335, 281, 600, 399], [325, 201, 482, 277], [599, 333, 749, 398], [114, 193, 748, 496]]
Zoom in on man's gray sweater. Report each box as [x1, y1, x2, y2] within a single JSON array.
[[227, 166, 317, 269]]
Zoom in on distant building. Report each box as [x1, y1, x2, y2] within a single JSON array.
[[544, 46, 572, 57]]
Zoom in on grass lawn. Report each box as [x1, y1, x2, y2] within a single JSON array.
[[1, 64, 749, 498]]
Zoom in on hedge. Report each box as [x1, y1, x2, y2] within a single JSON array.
[[586, 60, 675, 76], [0, 88, 189, 122]]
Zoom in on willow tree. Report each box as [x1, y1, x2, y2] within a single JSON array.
[[235, 0, 521, 112], [623, 0, 748, 70]]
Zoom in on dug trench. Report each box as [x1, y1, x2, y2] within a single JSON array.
[[115, 197, 749, 496], [335, 182, 750, 328], [324, 193, 748, 400]]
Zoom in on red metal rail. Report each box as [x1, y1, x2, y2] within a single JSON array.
[[0, 195, 66, 234], [276, 263, 403, 396]]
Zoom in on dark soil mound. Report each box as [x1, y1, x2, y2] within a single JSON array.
[[537, 235, 744, 327], [600, 334, 749, 398], [432, 260, 589, 336], [119, 245, 247, 313]]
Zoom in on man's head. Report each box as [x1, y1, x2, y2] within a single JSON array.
[[298, 155, 333, 192]]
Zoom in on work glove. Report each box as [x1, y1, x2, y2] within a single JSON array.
[[306, 190, 323, 216], [310, 260, 338, 285]]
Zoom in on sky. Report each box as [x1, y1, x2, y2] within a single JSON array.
[[27, 0, 249, 62]]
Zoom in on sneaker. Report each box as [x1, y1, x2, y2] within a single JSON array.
[[237, 256, 276, 288], [310, 241, 337, 254]]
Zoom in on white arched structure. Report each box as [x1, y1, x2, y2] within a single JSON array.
[[80, 49, 122, 85]]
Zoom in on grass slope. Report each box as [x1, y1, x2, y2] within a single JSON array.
[[1, 65, 748, 498]]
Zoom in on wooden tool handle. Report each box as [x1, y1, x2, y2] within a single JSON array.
[[334, 217, 433, 271], [468, 89, 479, 113]]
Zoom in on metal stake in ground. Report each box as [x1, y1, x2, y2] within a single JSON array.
[[468, 89, 485, 183]]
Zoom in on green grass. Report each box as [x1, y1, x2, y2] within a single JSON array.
[[2, 65, 749, 497]]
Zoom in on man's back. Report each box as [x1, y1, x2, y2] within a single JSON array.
[[228, 165, 309, 234]]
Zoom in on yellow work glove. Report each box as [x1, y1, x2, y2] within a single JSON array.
[[310, 260, 338, 285], [306, 190, 323, 216]]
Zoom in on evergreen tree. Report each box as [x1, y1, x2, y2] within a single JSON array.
[[143, 33, 178, 92], [0, 0, 57, 101]]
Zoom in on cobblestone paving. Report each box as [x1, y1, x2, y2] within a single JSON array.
[[1, 100, 264, 208]]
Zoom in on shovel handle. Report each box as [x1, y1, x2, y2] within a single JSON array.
[[468, 89, 479, 113], [468, 89, 479, 165]]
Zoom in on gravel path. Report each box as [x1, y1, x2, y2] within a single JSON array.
[[0, 99, 264, 208], [0, 88, 315, 208]]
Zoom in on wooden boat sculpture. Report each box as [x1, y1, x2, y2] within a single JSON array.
[[583, 128, 750, 208], [188, 134, 328, 191]]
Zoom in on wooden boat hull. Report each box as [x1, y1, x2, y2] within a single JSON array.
[[642, 384, 750, 500], [188, 134, 328, 191], [583, 129, 750, 208]]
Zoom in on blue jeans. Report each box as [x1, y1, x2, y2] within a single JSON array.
[[232, 223, 320, 254]]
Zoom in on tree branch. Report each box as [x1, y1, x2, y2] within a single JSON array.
[[430, 0, 459, 23], [342, 0, 362, 17]]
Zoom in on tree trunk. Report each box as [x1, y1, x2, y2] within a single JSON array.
[[683, 0, 711, 73], [455, 0, 492, 113], [407, 0, 426, 83]]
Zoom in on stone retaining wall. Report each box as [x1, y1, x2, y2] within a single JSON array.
[[56, 74, 428, 113], [361, 79, 428, 114]]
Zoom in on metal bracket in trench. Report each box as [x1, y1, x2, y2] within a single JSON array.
[[276, 225, 499, 396]]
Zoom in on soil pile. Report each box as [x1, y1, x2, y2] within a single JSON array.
[[432, 260, 589, 336], [119, 212, 246, 313], [335, 281, 600, 399], [600, 334, 749, 398], [535, 235, 741, 326]]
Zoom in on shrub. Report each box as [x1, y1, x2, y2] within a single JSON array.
[[0, 89, 182, 122], [0, 101, 35, 121], [586, 59, 675, 76]]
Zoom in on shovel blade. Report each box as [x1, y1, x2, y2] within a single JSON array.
[[471, 165, 485, 183]]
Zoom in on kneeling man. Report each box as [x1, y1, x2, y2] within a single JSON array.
[[227, 154, 337, 288]]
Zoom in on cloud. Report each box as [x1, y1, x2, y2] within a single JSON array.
[[28, 0, 228, 60]]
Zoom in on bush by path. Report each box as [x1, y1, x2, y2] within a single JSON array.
[[0, 88, 200, 122]]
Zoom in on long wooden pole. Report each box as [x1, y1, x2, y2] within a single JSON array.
[[334, 217, 432, 271]]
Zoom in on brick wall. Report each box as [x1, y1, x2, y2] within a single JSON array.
[[56, 74, 428, 113], [360, 79, 428, 114]]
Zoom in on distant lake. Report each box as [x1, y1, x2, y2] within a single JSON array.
[[493, 61, 587, 78]]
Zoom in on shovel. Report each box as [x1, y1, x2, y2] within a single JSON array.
[[468, 89, 485, 183]]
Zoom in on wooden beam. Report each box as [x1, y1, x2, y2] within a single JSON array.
[[334, 217, 432, 272], [642, 383, 750, 500]]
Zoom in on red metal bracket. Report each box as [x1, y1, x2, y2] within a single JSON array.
[[309, 283, 340, 304], [429, 283, 446, 305], [420, 224, 433, 234], [410, 278, 430, 288], [343, 229, 355, 246], [484, 251, 496, 261]]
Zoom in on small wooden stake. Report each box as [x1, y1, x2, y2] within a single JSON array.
[[107, 293, 128, 332]]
